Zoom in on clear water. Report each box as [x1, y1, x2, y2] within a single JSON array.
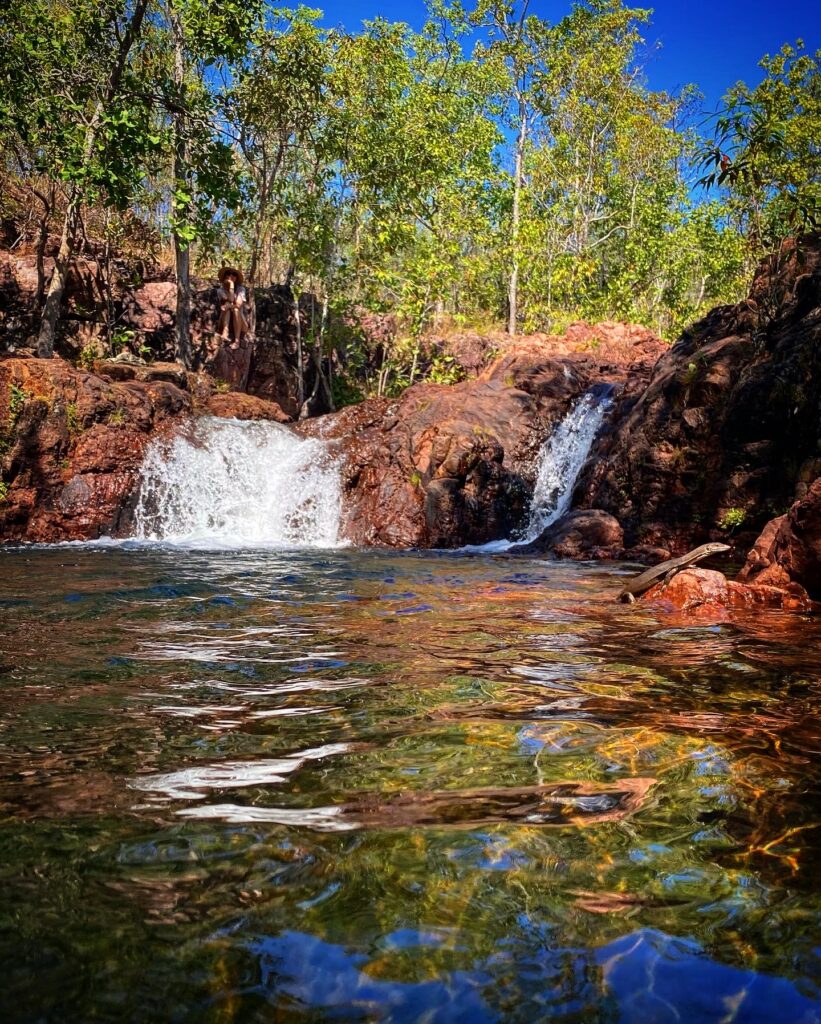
[[1, 546, 819, 1022]]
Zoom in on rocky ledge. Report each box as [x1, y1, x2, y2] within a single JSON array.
[[0, 357, 289, 542], [298, 332, 663, 548], [572, 234, 821, 559]]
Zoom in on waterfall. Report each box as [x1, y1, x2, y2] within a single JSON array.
[[459, 385, 612, 553], [523, 384, 613, 542], [133, 417, 342, 548]]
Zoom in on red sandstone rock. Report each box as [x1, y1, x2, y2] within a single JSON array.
[[298, 336, 655, 548], [207, 392, 291, 422], [431, 320, 666, 379], [642, 567, 812, 616], [0, 357, 190, 542], [739, 477, 821, 598]]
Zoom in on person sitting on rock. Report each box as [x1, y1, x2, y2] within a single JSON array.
[[216, 267, 250, 345]]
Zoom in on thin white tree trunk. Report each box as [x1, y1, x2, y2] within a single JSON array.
[[508, 100, 527, 335]]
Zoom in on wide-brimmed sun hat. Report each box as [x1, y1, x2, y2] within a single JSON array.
[[218, 266, 244, 286]]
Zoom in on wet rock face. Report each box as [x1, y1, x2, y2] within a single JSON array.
[[0, 358, 190, 542], [299, 338, 654, 549], [574, 235, 821, 555], [739, 477, 821, 599]]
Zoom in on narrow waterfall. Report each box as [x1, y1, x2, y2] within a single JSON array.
[[459, 384, 613, 553], [133, 417, 342, 548], [523, 384, 613, 542]]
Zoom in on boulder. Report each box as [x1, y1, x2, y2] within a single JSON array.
[[641, 567, 812, 616], [298, 348, 594, 548], [206, 391, 291, 423], [511, 509, 624, 559], [0, 357, 190, 542], [574, 234, 821, 555], [298, 335, 656, 549], [738, 477, 821, 598]]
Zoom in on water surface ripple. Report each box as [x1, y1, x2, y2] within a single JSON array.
[[0, 547, 819, 1022]]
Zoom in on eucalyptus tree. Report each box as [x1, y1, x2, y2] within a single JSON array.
[[225, 8, 330, 290], [468, 0, 543, 334], [700, 41, 821, 254], [0, 0, 157, 356], [159, 0, 263, 366], [326, 14, 503, 389]]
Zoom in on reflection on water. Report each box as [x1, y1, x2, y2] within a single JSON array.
[[0, 547, 819, 1022]]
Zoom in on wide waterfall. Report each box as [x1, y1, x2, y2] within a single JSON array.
[[524, 383, 613, 541], [133, 417, 342, 548]]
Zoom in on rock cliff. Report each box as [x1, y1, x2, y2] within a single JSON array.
[[573, 235, 821, 556]]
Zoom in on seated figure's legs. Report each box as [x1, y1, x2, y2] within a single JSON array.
[[217, 307, 230, 338], [231, 307, 250, 345]]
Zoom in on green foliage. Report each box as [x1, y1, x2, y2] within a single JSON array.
[[8, 384, 29, 424], [78, 344, 98, 371], [426, 355, 466, 386], [110, 327, 136, 354], [331, 374, 365, 410], [0, 0, 811, 397], [66, 402, 80, 434], [0, 0, 164, 208], [699, 42, 821, 250], [719, 507, 747, 531], [0, 481, 9, 503]]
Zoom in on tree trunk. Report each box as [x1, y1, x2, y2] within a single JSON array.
[[169, 1, 192, 368], [507, 99, 527, 336], [37, 198, 79, 356], [33, 185, 53, 308], [36, 0, 149, 357], [293, 292, 304, 409]]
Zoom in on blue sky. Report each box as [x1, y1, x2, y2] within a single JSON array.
[[315, 0, 820, 112]]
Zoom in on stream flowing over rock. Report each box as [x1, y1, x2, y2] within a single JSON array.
[[134, 417, 341, 548], [2, 235, 820, 605], [297, 340, 656, 549]]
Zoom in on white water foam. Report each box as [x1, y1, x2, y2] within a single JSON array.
[[133, 416, 342, 548]]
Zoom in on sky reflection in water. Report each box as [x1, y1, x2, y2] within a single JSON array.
[[0, 546, 819, 1022]]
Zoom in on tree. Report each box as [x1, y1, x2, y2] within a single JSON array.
[[160, 0, 263, 367], [0, 0, 158, 356], [470, 0, 541, 334], [699, 41, 821, 253]]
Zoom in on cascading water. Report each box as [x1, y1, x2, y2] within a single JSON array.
[[523, 383, 613, 541], [460, 384, 613, 552], [133, 417, 342, 548]]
